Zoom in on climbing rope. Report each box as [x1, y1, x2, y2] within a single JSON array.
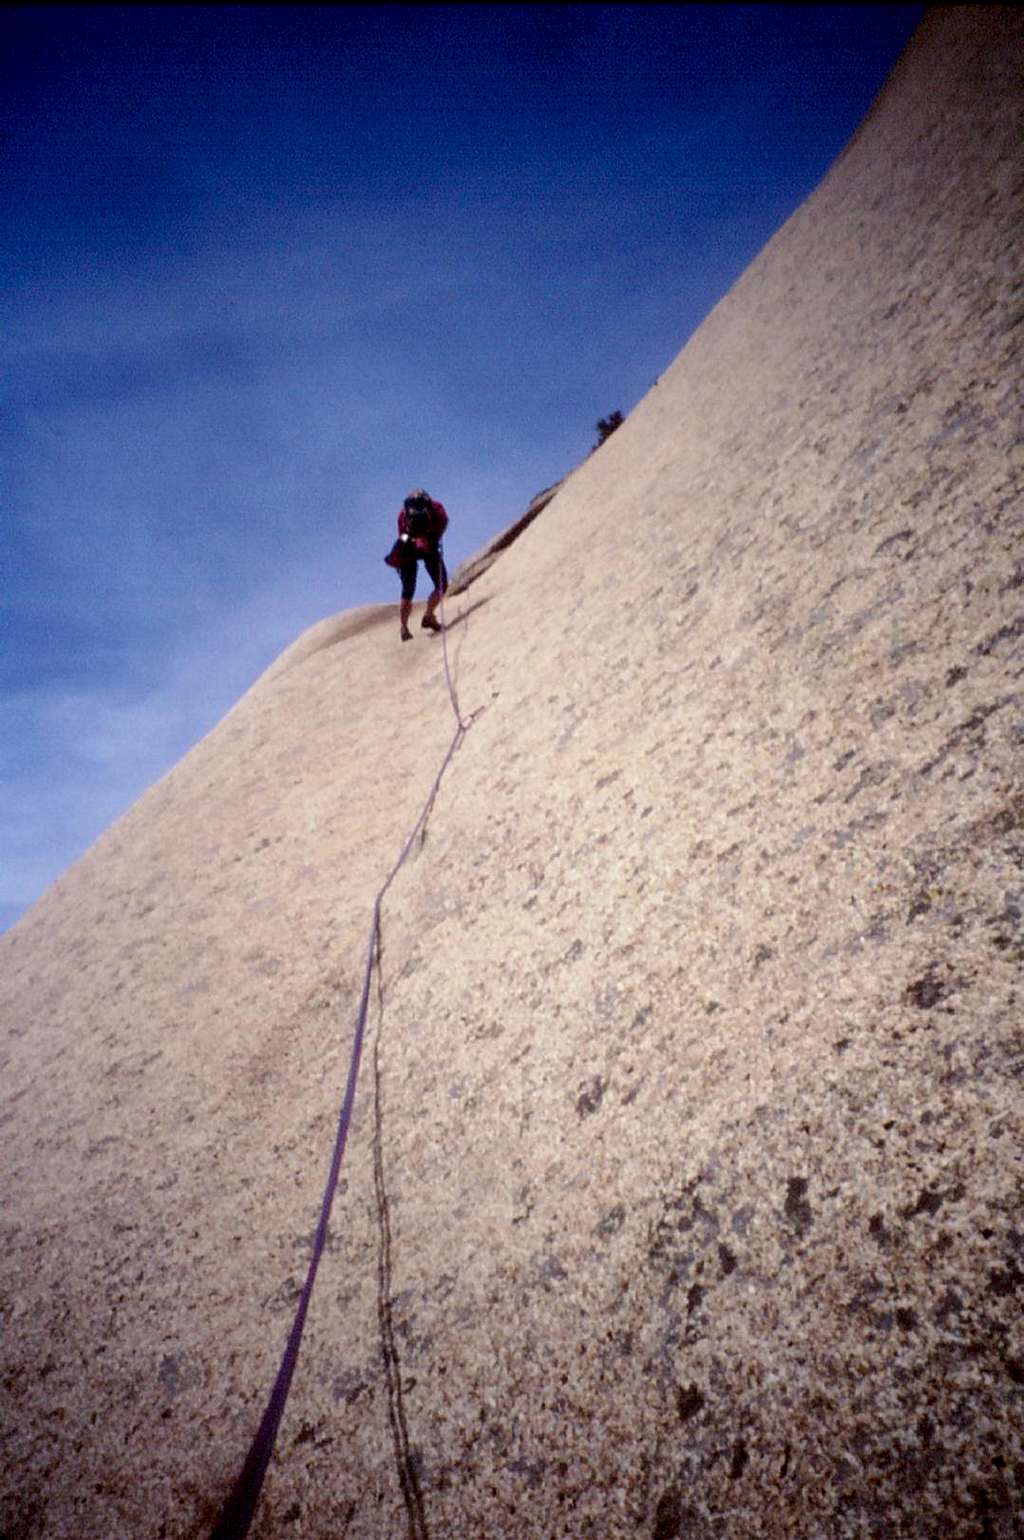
[[211, 546, 467, 1539]]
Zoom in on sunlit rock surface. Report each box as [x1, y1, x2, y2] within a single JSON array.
[[2, 9, 1022, 1537]]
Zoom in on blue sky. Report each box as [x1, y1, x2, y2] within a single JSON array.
[[2, 3, 923, 932]]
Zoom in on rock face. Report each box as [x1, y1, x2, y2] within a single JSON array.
[[2, 9, 1022, 1538]]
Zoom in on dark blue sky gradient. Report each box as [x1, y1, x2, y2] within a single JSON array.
[[2, 4, 924, 929]]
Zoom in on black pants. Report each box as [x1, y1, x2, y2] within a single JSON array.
[[399, 546, 448, 602]]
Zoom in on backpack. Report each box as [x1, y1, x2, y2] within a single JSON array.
[[404, 494, 434, 539]]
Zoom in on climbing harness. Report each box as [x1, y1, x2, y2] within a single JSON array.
[[211, 548, 466, 1539]]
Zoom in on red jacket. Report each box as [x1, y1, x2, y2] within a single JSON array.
[[397, 498, 448, 547]]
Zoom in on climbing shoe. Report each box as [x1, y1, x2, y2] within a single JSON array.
[[400, 628, 413, 642], [420, 613, 442, 633]]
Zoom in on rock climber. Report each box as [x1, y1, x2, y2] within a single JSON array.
[[385, 488, 449, 641]]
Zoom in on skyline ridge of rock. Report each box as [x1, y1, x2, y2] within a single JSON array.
[[2, 8, 1022, 1537]]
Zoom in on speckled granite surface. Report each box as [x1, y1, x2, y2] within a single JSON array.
[[2, 9, 1022, 1538]]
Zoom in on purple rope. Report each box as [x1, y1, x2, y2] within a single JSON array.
[[211, 549, 466, 1539]]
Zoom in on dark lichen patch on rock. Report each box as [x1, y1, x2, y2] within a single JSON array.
[[784, 1176, 812, 1236], [717, 1243, 737, 1276], [676, 1383, 706, 1422], [988, 1260, 1024, 1298], [649, 1183, 721, 1267], [904, 965, 951, 1009], [1004, 1355, 1024, 1384], [575, 1075, 605, 1117], [729, 1439, 749, 1479], [868, 1213, 890, 1246], [902, 1184, 959, 1220], [652, 1486, 684, 1540]]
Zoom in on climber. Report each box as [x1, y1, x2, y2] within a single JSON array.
[[385, 488, 449, 641]]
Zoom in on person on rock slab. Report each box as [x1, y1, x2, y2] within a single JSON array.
[[384, 488, 449, 641]]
